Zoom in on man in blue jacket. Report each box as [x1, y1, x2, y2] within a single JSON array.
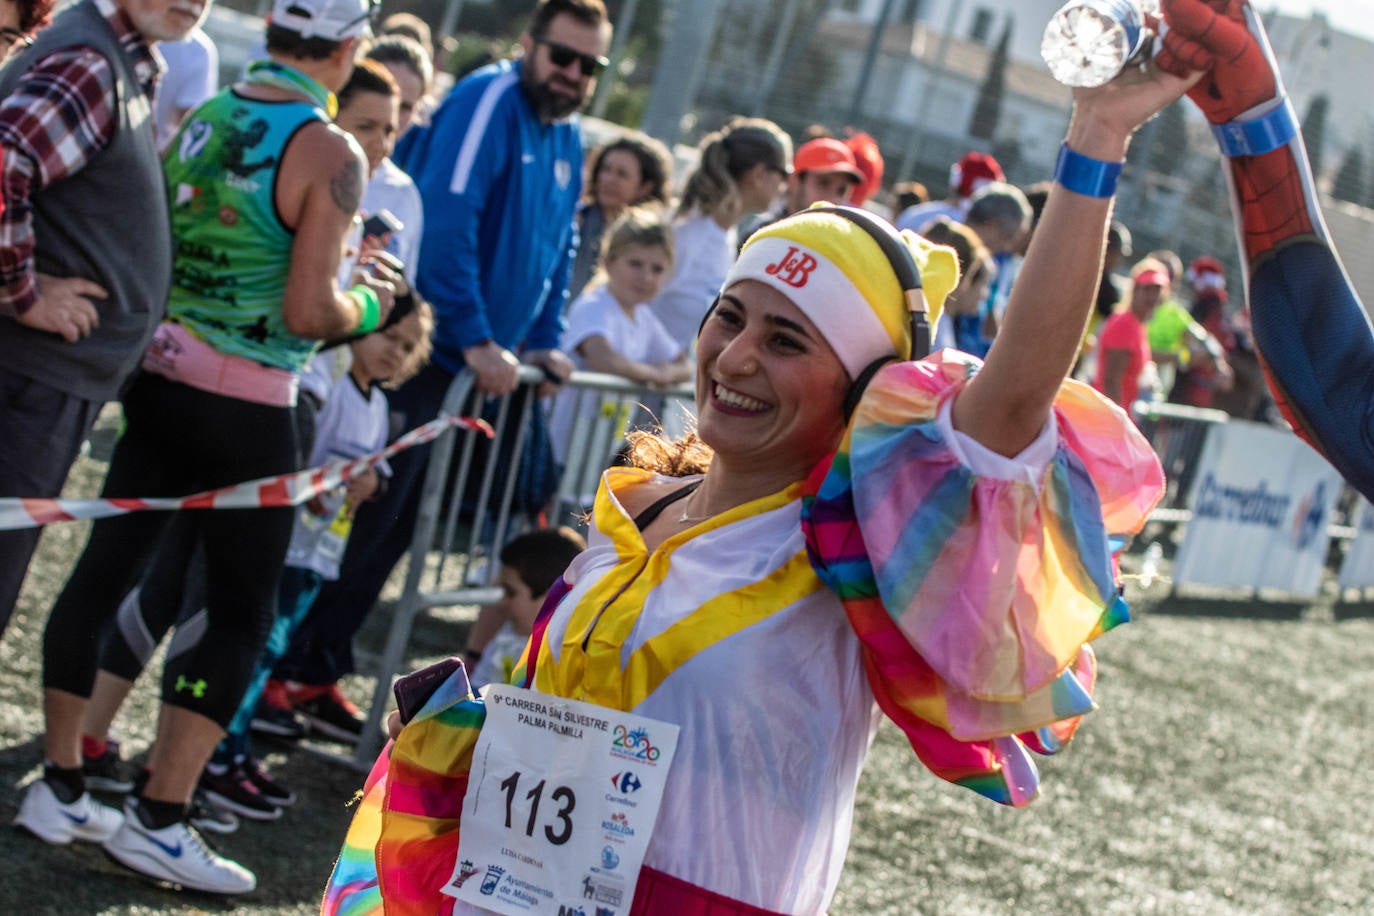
[[394, 0, 608, 395], [263, 0, 612, 738]]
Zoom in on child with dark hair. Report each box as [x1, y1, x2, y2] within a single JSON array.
[[468, 527, 586, 689]]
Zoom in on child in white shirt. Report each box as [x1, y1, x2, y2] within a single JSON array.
[[548, 208, 691, 476]]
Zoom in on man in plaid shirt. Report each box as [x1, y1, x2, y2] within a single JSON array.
[[0, 0, 207, 633]]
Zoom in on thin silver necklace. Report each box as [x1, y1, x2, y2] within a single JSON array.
[[678, 489, 712, 523]]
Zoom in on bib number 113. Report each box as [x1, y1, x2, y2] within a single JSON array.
[[499, 770, 575, 846]]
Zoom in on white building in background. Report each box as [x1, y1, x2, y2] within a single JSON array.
[[814, 15, 1071, 182], [827, 0, 1065, 66], [825, 2, 1374, 177]]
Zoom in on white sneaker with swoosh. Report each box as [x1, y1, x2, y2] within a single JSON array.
[[14, 779, 123, 844], [102, 798, 256, 894]]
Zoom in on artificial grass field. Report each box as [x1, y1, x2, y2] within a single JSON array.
[[2, 411, 1372, 914]]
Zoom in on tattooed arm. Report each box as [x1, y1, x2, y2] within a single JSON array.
[[275, 121, 393, 339]]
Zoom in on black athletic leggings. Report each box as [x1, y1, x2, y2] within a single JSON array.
[[43, 373, 298, 727], [97, 393, 320, 688]]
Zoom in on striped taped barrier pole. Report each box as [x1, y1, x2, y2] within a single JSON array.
[[0, 414, 492, 532]]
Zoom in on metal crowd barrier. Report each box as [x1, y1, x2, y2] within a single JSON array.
[[1132, 399, 1230, 524], [551, 369, 693, 526], [346, 366, 690, 766]]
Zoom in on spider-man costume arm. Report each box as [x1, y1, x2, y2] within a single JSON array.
[[1159, 0, 1374, 501]]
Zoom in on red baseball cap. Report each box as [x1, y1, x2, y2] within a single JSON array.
[[951, 151, 1004, 199], [1187, 256, 1227, 290], [1132, 267, 1170, 288], [843, 132, 884, 206], [793, 138, 864, 183]]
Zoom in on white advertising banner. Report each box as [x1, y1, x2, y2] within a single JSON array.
[[1174, 420, 1342, 595], [1338, 500, 1374, 590]]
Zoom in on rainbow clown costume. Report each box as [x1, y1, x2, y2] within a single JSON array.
[[323, 204, 1165, 914]]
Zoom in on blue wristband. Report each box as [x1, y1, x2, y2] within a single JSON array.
[[1211, 96, 1299, 157], [1054, 144, 1123, 198]]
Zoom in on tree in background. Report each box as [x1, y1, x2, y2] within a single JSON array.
[[694, 0, 838, 143], [1331, 146, 1365, 206], [1147, 101, 1188, 174], [967, 19, 1010, 142], [1302, 93, 1329, 183]]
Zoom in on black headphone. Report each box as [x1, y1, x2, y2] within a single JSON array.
[[807, 205, 931, 419]]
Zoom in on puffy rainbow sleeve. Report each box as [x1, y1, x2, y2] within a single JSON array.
[[320, 576, 573, 914], [321, 667, 486, 916], [801, 350, 1163, 806]]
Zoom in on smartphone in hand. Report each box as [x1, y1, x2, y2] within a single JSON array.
[[393, 656, 464, 725]]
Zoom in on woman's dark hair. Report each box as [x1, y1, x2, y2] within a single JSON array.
[[584, 132, 674, 209], [1022, 180, 1053, 230], [893, 180, 928, 212], [365, 34, 434, 93], [529, 0, 608, 38], [266, 22, 344, 61], [921, 217, 987, 282], [337, 58, 398, 110]]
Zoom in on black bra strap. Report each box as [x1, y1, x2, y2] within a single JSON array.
[[632, 480, 702, 531]]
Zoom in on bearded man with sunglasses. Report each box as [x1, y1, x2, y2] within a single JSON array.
[[262, 0, 612, 736], [394, 0, 609, 398]]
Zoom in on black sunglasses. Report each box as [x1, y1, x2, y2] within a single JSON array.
[[535, 37, 608, 77], [331, 0, 381, 39]]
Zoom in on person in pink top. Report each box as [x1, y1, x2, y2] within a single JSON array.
[[1094, 258, 1167, 411]]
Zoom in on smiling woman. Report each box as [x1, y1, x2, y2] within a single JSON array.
[[328, 15, 1205, 913]]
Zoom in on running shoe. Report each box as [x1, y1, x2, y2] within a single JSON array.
[[103, 798, 256, 894], [198, 767, 282, 822], [250, 681, 307, 739], [240, 757, 296, 807], [82, 739, 135, 794], [188, 785, 239, 835], [14, 779, 123, 845], [291, 683, 365, 742]]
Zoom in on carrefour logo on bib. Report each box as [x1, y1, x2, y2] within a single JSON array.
[[610, 771, 641, 794]]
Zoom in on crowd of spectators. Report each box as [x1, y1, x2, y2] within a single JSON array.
[[0, 0, 1283, 900]]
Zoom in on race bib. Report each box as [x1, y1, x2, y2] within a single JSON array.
[[295, 489, 353, 566], [445, 685, 680, 915]]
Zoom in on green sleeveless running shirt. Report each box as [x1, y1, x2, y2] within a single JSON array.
[[162, 70, 330, 372]]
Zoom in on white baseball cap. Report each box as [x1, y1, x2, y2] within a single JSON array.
[[271, 0, 377, 41]]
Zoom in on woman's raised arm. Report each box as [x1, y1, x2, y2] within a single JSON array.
[[952, 46, 1202, 456]]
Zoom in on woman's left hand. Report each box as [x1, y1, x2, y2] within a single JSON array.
[[951, 18, 1203, 458], [1065, 20, 1206, 160]]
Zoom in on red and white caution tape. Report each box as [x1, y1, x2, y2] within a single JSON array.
[[0, 414, 492, 532]]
